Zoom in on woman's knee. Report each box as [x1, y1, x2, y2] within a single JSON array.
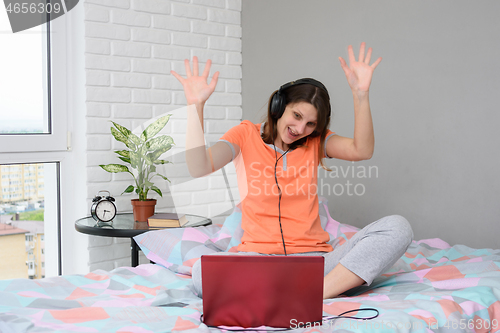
[[191, 259, 203, 297], [378, 215, 414, 247]]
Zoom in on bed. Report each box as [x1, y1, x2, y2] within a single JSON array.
[[1, 198, 499, 333]]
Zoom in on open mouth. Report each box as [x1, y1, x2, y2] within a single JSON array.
[[288, 127, 299, 139]]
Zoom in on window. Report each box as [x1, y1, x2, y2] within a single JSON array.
[[0, 7, 67, 153], [0, 8, 68, 278], [0, 18, 47, 135], [0, 162, 59, 280]]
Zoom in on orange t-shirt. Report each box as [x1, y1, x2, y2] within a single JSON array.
[[220, 120, 334, 254]]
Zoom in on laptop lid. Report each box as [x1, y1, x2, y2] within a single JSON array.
[[201, 255, 324, 328]]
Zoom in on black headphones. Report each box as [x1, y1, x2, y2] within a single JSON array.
[[269, 78, 331, 119]]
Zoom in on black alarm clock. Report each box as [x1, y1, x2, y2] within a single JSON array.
[[91, 190, 117, 222]]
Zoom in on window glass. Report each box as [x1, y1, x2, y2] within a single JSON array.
[[0, 9, 67, 153], [0, 10, 48, 134], [0, 163, 58, 280]]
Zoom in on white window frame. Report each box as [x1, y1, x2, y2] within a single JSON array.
[[0, 11, 68, 153], [0, 155, 63, 277], [0, 12, 73, 276]]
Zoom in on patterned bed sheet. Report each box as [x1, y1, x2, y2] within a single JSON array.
[[1, 230, 499, 332]]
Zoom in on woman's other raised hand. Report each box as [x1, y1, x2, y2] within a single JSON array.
[[171, 56, 219, 107], [339, 42, 382, 94]]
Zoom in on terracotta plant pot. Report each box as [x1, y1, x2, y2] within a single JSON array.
[[131, 199, 157, 223]]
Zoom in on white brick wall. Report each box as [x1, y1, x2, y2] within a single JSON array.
[[84, 0, 242, 270]]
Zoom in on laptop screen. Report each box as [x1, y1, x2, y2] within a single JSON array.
[[202, 255, 324, 328]]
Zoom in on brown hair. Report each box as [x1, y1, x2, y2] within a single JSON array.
[[261, 83, 332, 170]]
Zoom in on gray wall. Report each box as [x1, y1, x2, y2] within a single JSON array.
[[241, 0, 500, 249]]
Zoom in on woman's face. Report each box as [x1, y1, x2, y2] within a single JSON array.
[[276, 101, 318, 150]]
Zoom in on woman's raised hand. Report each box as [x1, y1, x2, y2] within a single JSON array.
[[339, 42, 382, 94], [171, 56, 219, 107]]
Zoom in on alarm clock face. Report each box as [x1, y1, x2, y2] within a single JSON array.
[[94, 200, 116, 222]]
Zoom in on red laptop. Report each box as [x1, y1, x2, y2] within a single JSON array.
[[201, 255, 324, 328]]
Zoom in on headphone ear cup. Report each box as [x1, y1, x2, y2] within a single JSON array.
[[270, 90, 286, 119]]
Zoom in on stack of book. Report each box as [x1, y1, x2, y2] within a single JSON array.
[[148, 213, 189, 228]]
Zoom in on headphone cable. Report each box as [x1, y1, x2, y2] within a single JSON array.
[[273, 134, 290, 256], [200, 308, 380, 331]]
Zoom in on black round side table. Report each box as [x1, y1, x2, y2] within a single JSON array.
[[75, 213, 212, 267]]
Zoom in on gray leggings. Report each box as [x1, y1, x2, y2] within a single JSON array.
[[192, 215, 413, 297]]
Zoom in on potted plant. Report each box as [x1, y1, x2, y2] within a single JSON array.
[[100, 114, 174, 222]]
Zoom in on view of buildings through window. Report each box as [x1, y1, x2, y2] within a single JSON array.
[[0, 163, 46, 280]]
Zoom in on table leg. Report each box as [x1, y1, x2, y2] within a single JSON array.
[[131, 239, 139, 267]]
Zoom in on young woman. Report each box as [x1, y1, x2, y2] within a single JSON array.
[[171, 42, 413, 299]]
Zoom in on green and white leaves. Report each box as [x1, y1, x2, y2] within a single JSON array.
[[151, 186, 163, 197], [100, 114, 174, 201], [122, 185, 135, 194], [112, 121, 141, 146], [100, 164, 130, 173], [111, 127, 135, 150], [146, 135, 174, 151], [141, 114, 171, 141]]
